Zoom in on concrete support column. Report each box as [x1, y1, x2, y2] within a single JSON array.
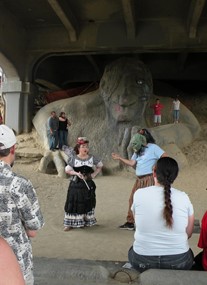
[[2, 80, 23, 134], [2, 80, 36, 134], [22, 82, 37, 133]]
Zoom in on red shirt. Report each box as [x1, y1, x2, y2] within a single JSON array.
[[152, 103, 164, 115], [198, 211, 207, 270]]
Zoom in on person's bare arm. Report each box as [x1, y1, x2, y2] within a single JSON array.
[[161, 152, 167, 158], [186, 214, 194, 238], [91, 166, 102, 179], [111, 153, 136, 167], [65, 166, 84, 179], [0, 238, 25, 285]]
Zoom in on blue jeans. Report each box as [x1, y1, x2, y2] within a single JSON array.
[[173, 110, 180, 121], [48, 130, 58, 150], [128, 246, 194, 272], [58, 130, 68, 149]]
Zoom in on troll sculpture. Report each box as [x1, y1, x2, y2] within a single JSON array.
[[33, 58, 200, 177]]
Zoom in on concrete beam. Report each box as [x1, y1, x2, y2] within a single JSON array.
[[35, 79, 60, 90], [122, 0, 136, 39], [187, 0, 206, 39], [47, 0, 78, 42]]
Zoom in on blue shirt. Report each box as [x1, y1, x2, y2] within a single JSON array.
[[131, 143, 165, 176]]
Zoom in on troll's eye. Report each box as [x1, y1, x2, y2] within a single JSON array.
[[136, 79, 143, 85]]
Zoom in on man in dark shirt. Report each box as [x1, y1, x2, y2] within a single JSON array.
[[47, 111, 59, 151]]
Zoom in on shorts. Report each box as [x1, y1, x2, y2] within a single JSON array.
[[154, 115, 161, 123]]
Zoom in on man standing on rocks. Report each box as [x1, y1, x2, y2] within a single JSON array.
[[151, 98, 164, 126], [47, 111, 59, 151], [0, 124, 44, 285]]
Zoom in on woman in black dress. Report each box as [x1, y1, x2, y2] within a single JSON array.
[[63, 137, 103, 231]]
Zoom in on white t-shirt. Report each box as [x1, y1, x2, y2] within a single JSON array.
[[131, 144, 165, 176], [132, 185, 194, 255], [173, 100, 180, 110]]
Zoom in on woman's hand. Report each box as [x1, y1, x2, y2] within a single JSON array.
[[111, 153, 120, 160], [112, 152, 136, 167], [91, 173, 95, 179], [76, 172, 84, 179], [65, 167, 84, 179]]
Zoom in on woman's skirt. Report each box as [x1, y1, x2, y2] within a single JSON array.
[[64, 179, 96, 228]]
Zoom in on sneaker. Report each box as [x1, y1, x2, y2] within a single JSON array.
[[119, 222, 134, 231]]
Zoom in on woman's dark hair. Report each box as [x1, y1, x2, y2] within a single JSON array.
[[155, 157, 179, 228], [139, 128, 156, 144], [74, 140, 89, 154], [59, 112, 65, 117], [74, 144, 80, 154]]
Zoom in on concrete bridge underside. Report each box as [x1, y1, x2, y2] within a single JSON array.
[[1, 0, 207, 133]]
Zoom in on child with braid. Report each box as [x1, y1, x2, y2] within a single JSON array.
[[128, 157, 194, 272]]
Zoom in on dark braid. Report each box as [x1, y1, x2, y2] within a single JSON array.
[[155, 157, 179, 228], [163, 180, 173, 228], [139, 129, 156, 144]]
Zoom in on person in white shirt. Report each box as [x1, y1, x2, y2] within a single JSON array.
[[172, 96, 180, 123], [128, 156, 194, 272], [112, 129, 167, 230]]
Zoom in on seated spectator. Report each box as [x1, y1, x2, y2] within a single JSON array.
[[193, 211, 207, 270], [128, 157, 194, 272]]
